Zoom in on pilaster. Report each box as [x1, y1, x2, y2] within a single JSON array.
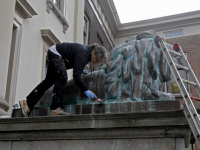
[[0, 96, 10, 117]]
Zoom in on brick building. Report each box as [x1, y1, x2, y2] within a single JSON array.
[[166, 35, 200, 109]]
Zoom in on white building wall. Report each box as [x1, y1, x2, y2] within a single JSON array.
[[0, 0, 16, 116], [114, 24, 200, 46], [0, 0, 85, 114], [0, 0, 16, 101], [15, 0, 84, 105]]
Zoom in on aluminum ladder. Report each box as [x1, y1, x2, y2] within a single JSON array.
[[156, 37, 200, 147]]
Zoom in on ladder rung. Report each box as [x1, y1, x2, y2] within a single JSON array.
[[175, 64, 190, 71], [182, 79, 197, 86], [167, 49, 182, 56]]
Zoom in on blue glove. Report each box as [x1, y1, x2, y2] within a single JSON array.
[[82, 70, 88, 74], [84, 90, 97, 99]]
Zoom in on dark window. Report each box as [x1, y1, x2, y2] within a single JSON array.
[[45, 57, 49, 78], [166, 53, 189, 94], [97, 33, 103, 46], [52, 0, 60, 9], [83, 16, 89, 44]]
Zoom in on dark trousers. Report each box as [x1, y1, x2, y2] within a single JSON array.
[[26, 50, 68, 110]]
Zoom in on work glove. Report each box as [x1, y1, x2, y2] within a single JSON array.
[[84, 90, 97, 99], [82, 70, 88, 74]]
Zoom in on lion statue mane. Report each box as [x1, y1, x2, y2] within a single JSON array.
[[38, 30, 175, 106]]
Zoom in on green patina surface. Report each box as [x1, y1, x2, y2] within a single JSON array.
[[36, 31, 175, 107]]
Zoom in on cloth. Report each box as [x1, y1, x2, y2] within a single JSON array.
[[26, 50, 68, 110], [49, 45, 61, 56], [56, 43, 92, 92]]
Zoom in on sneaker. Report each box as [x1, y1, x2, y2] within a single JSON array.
[[50, 108, 70, 116], [19, 100, 30, 117]]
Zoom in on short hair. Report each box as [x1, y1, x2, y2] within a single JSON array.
[[91, 43, 109, 63]]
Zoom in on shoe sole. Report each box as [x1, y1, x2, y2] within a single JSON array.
[[50, 113, 70, 116], [19, 101, 28, 117]]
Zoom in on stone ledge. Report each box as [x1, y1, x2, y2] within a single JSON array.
[[41, 29, 61, 46], [0, 110, 191, 147], [16, 0, 37, 18], [12, 100, 180, 117], [1, 110, 188, 131]]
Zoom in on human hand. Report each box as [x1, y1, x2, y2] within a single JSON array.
[[84, 90, 97, 99], [82, 70, 88, 74]]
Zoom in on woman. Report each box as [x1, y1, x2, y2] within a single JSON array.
[[19, 42, 108, 117]]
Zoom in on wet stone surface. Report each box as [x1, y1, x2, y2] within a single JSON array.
[[12, 100, 180, 117]]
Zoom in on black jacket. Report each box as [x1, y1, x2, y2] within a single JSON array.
[[56, 42, 92, 92]]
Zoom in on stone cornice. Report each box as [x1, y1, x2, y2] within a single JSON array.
[[117, 17, 200, 38], [98, 0, 118, 35], [0, 110, 191, 146], [41, 29, 61, 46], [0, 110, 189, 129], [101, 0, 200, 38], [46, 0, 69, 34], [15, 0, 37, 18]]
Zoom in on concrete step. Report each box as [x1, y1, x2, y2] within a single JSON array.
[[12, 100, 180, 117]]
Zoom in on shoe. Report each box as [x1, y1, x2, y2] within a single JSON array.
[[19, 100, 30, 117], [50, 108, 70, 116]]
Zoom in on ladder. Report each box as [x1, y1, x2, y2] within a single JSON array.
[[156, 37, 200, 147]]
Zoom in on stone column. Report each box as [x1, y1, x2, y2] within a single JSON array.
[[0, 96, 10, 117], [0, 0, 16, 117]]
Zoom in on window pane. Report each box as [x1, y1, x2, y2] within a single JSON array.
[[167, 70, 188, 94], [45, 59, 49, 78], [165, 32, 173, 38], [52, 0, 60, 9], [83, 16, 89, 44], [174, 30, 183, 37], [84, 18, 87, 33]]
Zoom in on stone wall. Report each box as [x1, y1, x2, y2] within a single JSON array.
[[1, 106, 192, 150]]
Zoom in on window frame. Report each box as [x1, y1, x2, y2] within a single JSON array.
[[164, 29, 183, 39], [52, 0, 61, 10], [97, 33, 103, 46], [46, 0, 69, 34], [83, 15, 89, 45], [165, 53, 190, 97]]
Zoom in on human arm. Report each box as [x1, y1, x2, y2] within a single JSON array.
[[84, 90, 97, 99], [73, 54, 89, 92]]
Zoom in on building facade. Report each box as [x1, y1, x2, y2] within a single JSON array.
[[0, 0, 200, 149], [0, 0, 86, 115], [0, 0, 115, 116]]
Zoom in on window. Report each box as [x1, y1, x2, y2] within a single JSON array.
[[45, 58, 49, 78], [83, 15, 89, 44], [97, 33, 103, 46], [164, 30, 183, 38], [52, 0, 60, 9], [167, 70, 189, 94], [46, 0, 69, 33], [166, 53, 189, 96]]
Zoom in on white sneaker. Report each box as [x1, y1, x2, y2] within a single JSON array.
[[19, 100, 30, 117], [50, 108, 70, 116]]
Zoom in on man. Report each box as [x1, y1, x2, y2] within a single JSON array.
[[19, 43, 108, 117]]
